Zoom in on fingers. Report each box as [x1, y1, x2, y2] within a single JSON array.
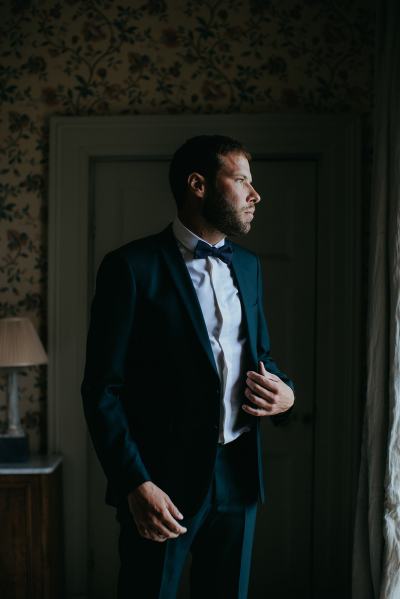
[[246, 376, 276, 403], [138, 508, 187, 540], [244, 363, 279, 415], [135, 500, 187, 543], [259, 360, 267, 374], [242, 403, 269, 417], [242, 364, 293, 418], [140, 525, 170, 543], [247, 370, 280, 392], [159, 505, 187, 536], [167, 500, 184, 522], [258, 362, 281, 382], [244, 388, 272, 415], [141, 515, 183, 542], [137, 522, 182, 543]]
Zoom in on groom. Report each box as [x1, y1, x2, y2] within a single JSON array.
[[81, 134, 295, 598]]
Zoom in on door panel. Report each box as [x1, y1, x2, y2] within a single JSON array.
[[88, 158, 316, 598], [244, 161, 316, 598]]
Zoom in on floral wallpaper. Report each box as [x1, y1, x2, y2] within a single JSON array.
[[0, 0, 375, 453]]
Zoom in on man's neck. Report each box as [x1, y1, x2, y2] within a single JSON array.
[[177, 213, 225, 246]]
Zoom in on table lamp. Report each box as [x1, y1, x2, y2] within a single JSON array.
[[0, 317, 48, 462]]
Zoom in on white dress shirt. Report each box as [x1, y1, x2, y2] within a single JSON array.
[[172, 216, 251, 444]]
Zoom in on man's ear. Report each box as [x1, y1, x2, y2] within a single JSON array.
[[187, 172, 206, 197]]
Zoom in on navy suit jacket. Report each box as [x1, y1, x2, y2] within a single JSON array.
[[81, 223, 294, 516]]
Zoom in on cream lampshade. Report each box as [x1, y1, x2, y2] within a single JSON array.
[[0, 317, 48, 461]]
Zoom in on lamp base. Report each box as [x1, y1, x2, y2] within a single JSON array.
[[0, 434, 29, 462]]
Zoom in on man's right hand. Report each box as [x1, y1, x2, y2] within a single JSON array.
[[127, 481, 187, 543]]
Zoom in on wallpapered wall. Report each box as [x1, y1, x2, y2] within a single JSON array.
[[0, 0, 375, 452]]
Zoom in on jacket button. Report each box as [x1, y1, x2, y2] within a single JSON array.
[[213, 424, 218, 430]]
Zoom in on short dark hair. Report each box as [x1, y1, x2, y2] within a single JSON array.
[[169, 135, 251, 209]]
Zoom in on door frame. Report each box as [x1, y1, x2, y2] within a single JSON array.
[[48, 114, 362, 598]]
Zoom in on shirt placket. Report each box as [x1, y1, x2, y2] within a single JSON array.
[[206, 258, 229, 442]]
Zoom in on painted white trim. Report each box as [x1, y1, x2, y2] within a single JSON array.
[[48, 114, 361, 597]]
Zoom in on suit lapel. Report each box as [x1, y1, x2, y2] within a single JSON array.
[[230, 249, 258, 367], [158, 225, 219, 376], [157, 225, 258, 375]]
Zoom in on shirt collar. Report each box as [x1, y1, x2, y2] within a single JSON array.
[[172, 215, 226, 253]]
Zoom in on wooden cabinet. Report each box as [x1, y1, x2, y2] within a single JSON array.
[[0, 455, 64, 599]]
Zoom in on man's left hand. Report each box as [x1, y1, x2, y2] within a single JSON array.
[[242, 361, 294, 417]]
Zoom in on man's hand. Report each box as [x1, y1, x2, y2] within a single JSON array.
[[242, 361, 294, 417], [127, 481, 187, 543]]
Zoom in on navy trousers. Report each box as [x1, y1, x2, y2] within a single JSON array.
[[116, 432, 258, 599]]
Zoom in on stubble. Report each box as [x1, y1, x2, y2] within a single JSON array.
[[202, 188, 251, 237]]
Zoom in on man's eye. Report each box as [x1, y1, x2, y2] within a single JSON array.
[[236, 178, 245, 183]]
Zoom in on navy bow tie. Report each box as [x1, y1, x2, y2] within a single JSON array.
[[193, 239, 233, 265]]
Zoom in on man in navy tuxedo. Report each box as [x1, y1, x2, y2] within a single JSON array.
[[81, 135, 295, 598]]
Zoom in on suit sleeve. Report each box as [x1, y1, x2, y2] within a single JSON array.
[[256, 256, 295, 425], [81, 252, 151, 499]]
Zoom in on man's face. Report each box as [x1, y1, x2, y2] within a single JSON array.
[[202, 152, 261, 236]]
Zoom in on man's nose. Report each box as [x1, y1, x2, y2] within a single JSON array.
[[248, 185, 261, 204]]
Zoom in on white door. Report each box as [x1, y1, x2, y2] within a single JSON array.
[[87, 157, 316, 599]]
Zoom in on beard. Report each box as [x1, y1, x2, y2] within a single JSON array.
[[202, 187, 251, 237]]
